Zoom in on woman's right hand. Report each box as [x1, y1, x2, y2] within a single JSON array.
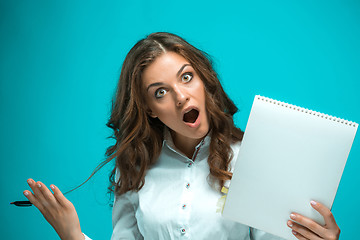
[[24, 178, 84, 240]]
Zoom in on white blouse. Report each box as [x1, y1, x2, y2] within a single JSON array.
[[97, 130, 285, 240]]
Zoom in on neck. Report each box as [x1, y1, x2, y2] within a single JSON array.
[[170, 131, 203, 159]]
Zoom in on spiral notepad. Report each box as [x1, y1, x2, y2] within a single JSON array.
[[222, 95, 358, 240]]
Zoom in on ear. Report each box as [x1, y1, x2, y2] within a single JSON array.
[[146, 109, 157, 118]]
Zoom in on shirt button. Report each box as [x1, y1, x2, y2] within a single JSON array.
[[186, 183, 190, 189], [181, 228, 186, 234], [188, 162, 192, 167], [182, 204, 186, 209]]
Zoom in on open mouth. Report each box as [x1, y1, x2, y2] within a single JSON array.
[[183, 109, 199, 123]]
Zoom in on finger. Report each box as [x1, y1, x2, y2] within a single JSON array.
[[27, 179, 58, 209], [290, 212, 326, 238], [50, 184, 70, 207], [291, 229, 309, 240], [37, 181, 58, 207], [310, 200, 338, 229], [27, 179, 46, 202], [23, 190, 45, 213], [288, 220, 322, 240]]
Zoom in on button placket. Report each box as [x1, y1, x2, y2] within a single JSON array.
[[179, 159, 193, 238], [182, 181, 190, 212], [183, 161, 192, 213]]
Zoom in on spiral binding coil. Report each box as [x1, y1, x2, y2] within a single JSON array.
[[256, 95, 358, 128]]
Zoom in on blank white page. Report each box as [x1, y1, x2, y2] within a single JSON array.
[[222, 95, 358, 240]]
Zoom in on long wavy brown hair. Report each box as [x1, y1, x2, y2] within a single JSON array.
[[88, 32, 244, 196]]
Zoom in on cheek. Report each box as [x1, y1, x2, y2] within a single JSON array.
[[194, 79, 205, 92], [195, 83, 206, 104]]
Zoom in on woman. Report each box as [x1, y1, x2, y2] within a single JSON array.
[[24, 32, 341, 240]]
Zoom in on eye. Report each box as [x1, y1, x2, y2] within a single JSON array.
[[181, 73, 193, 83], [154, 88, 167, 98]]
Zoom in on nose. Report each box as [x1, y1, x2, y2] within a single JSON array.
[[174, 85, 189, 107]]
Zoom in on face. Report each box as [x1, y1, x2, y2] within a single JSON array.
[[142, 51, 210, 148]]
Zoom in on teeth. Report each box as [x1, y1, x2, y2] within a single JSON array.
[[184, 109, 192, 114], [184, 108, 195, 114]]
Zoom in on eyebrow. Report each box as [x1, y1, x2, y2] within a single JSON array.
[[146, 82, 165, 92], [176, 64, 191, 77], [146, 64, 191, 92]]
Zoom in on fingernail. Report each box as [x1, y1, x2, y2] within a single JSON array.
[[290, 214, 296, 220], [27, 179, 32, 185], [50, 185, 55, 189], [292, 230, 297, 235], [288, 221, 293, 227], [37, 183, 41, 188], [24, 191, 29, 196], [310, 200, 317, 206]]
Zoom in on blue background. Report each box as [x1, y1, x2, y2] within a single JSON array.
[[1, 1, 359, 239]]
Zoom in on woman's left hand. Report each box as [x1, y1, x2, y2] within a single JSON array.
[[287, 200, 340, 240]]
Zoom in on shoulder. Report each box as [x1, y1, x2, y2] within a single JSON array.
[[231, 140, 242, 155], [228, 140, 242, 173], [222, 140, 242, 189]]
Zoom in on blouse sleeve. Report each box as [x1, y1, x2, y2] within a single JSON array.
[[111, 170, 143, 240], [250, 228, 286, 240]]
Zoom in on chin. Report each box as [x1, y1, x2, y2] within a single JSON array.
[[193, 126, 210, 139]]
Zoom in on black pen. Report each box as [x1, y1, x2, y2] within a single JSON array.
[[10, 201, 33, 207], [12, 177, 88, 207]]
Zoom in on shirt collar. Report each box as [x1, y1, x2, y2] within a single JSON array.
[[163, 127, 211, 159]]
